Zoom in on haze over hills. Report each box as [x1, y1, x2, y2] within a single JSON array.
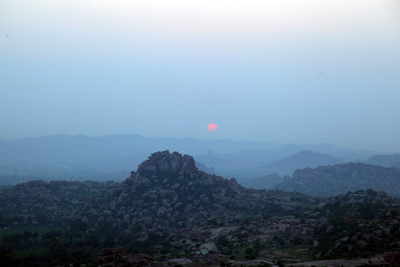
[[0, 134, 277, 183], [0, 134, 278, 164], [258, 150, 344, 176], [2, 0, 400, 264], [2, 150, 400, 266], [364, 153, 400, 167], [191, 144, 384, 180], [0, 134, 394, 187], [276, 162, 400, 197]]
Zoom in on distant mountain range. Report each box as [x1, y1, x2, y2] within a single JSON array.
[[0, 134, 277, 181], [194, 145, 384, 180], [0, 134, 395, 186]]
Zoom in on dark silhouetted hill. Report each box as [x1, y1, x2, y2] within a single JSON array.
[[0, 134, 387, 185], [2, 151, 400, 265]]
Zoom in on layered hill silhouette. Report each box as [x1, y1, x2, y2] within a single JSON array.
[[258, 150, 344, 176], [276, 162, 400, 197], [3, 151, 400, 266], [0, 134, 386, 185], [242, 150, 343, 189], [364, 153, 400, 167], [0, 151, 289, 233], [192, 145, 380, 180]]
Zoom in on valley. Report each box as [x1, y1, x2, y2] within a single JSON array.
[[1, 151, 400, 266]]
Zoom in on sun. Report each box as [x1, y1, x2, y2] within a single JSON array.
[[207, 123, 218, 133]]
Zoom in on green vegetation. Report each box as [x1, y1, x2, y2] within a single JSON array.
[[1, 164, 399, 267], [279, 247, 313, 262]]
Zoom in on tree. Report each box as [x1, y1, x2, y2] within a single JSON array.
[[26, 216, 33, 225], [49, 239, 67, 262], [70, 218, 87, 232], [10, 233, 22, 246], [36, 214, 48, 226], [1, 235, 11, 245], [32, 231, 39, 244], [22, 230, 33, 243]]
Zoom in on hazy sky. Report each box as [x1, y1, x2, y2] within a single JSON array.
[[1, 0, 400, 152]]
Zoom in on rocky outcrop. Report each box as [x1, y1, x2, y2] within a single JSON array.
[[383, 252, 400, 266], [0, 151, 318, 251], [5, 150, 400, 265], [137, 150, 197, 175]]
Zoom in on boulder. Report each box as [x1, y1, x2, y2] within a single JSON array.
[[98, 247, 126, 265], [356, 240, 368, 249], [384, 252, 400, 265]]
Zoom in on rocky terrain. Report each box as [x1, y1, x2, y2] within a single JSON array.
[[276, 162, 400, 197], [309, 189, 400, 259], [0, 151, 310, 239], [1, 151, 400, 267]]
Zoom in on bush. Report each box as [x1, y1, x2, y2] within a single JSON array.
[[47, 260, 65, 267], [207, 218, 217, 226]]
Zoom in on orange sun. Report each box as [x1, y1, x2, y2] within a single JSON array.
[[207, 123, 218, 133]]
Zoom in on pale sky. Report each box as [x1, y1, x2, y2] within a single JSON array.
[[1, 0, 400, 152]]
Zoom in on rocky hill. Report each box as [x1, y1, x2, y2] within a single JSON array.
[[276, 162, 400, 197], [2, 151, 400, 267], [365, 153, 400, 167], [0, 151, 313, 247], [308, 189, 400, 261], [259, 150, 344, 176]]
